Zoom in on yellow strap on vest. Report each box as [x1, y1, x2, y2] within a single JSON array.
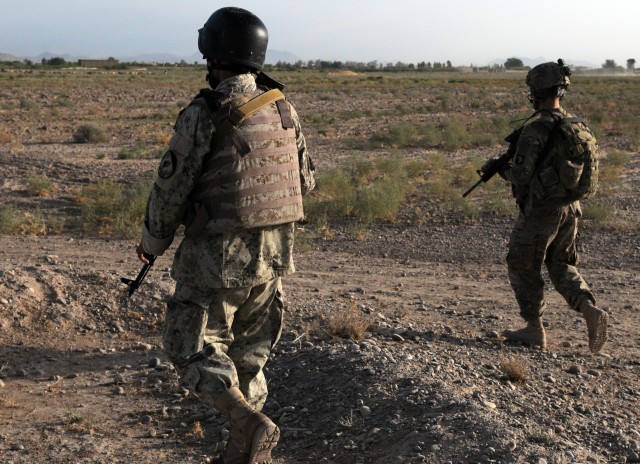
[[214, 89, 285, 143]]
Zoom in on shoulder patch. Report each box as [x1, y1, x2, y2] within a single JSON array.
[[158, 150, 177, 179]]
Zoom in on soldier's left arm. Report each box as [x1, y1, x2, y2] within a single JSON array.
[[501, 124, 546, 186], [140, 103, 213, 256]]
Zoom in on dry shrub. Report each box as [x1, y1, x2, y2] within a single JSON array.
[[187, 421, 205, 440], [26, 175, 54, 197], [73, 123, 108, 143], [499, 356, 528, 385], [154, 132, 172, 145], [324, 303, 371, 342]]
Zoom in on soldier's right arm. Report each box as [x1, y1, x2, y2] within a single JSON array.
[[140, 103, 214, 256], [289, 103, 316, 195]]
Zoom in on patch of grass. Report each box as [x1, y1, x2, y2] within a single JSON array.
[[305, 154, 412, 227], [65, 412, 84, 425], [0, 205, 21, 234], [19, 97, 37, 110], [323, 303, 371, 342], [47, 215, 66, 234], [73, 124, 109, 143], [78, 180, 151, 239], [582, 199, 615, 229], [118, 143, 153, 160], [499, 356, 528, 385], [0, 206, 47, 235], [26, 175, 54, 197]]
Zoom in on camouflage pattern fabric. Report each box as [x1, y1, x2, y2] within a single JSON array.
[[506, 203, 594, 321], [502, 106, 596, 321], [141, 73, 315, 288], [163, 277, 284, 410], [140, 73, 314, 407]]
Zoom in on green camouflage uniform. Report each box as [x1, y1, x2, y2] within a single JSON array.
[[141, 73, 315, 410], [501, 107, 595, 322]]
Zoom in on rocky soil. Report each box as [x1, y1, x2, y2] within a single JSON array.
[[1, 68, 639, 464]]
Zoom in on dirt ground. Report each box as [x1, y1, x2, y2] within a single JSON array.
[[1, 70, 640, 464]]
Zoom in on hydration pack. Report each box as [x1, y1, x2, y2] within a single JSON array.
[[534, 115, 599, 202]]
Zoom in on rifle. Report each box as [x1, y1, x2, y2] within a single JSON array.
[[120, 253, 156, 297], [462, 127, 523, 198]]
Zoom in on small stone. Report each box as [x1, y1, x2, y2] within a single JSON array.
[[392, 334, 404, 342], [359, 405, 372, 418], [0, 379, 5, 388], [114, 386, 125, 395], [15, 368, 27, 377], [561, 341, 572, 348], [10, 443, 24, 451], [140, 415, 152, 424], [568, 365, 582, 375], [149, 357, 162, 368], [506, 441, 517, 451], [482, 400, 497, 409]]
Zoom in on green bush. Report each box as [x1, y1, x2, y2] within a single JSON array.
[[0, 205, 20, 234], [79, 180, 151, 239], [73, 124, 109, 143], [0, 206, 46, 235], [305, 154, 412, 226], [118, 143, 154, 159], [26, 175, 54, 197]]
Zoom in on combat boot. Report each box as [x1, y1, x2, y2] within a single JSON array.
[[579, 299, 608, 354], [214, 387, 279, 464], [212, 428, 247, 464], [503, 318, 546, 349]]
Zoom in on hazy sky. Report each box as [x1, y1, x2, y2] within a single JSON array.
[[1, 0, 638, 67]]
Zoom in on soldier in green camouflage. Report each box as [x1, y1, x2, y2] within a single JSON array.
[[135, 8, 315, 464], [494, 59, 608, 354]]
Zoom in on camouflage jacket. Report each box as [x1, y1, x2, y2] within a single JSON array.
[[501, 107, 586, 213], [141, 73, 315, 288]]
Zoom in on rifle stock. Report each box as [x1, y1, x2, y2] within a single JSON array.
[[121, 253, 156, 297]]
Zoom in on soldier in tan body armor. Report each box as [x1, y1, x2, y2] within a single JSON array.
[[135, 8, 315, 463], [492, 60, 608, 354]]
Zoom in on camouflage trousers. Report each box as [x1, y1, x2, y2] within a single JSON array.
[[506, 202, 595, 321], [162, 277, 284, 411]]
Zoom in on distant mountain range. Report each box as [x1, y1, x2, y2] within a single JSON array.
[[0, 50, 301, 65]]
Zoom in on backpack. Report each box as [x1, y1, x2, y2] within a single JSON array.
[[534, 115, 599, 202]]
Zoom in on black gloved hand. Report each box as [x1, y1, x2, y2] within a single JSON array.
[[480, 157, 499, 174]]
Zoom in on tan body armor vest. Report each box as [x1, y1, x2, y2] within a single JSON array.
[[189, 89, 304, 233]]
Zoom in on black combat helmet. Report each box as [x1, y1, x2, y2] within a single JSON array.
[[198, 7, 268, 71], [526, 59, 572, 99]]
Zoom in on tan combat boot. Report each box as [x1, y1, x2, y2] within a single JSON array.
[[214, 387, 280, 464], [503, 318, 547, 349], [579, 299, 608, 354]]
